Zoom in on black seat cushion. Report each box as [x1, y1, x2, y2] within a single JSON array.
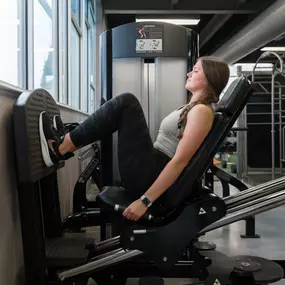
[[97, 186, 133, 209]]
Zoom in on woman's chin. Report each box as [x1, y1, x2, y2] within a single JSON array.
[[185, 84, 192, 92]]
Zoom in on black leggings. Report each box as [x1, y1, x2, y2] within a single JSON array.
[[70, 93, 171, 203]]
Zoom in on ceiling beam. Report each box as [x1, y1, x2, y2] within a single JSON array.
[[105, 9, 257, 15], [200, 14, 232, 47], [102, 0, 257, 13], [176, 0, 239, 10]]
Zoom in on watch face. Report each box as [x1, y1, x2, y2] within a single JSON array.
[[142, 197, 150, 206]]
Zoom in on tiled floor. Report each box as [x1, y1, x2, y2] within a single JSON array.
[[87, 179, 285, 285]]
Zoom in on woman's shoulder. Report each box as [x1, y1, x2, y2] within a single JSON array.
[[188, 103, 215, 119]]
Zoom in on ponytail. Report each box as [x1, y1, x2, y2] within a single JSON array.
[[176, 99, 213, 139]]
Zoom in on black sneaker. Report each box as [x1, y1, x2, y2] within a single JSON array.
[[53, 114, 66, 136], [39, 111, 65, 167]]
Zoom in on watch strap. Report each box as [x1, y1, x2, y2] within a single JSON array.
[[140, 195, 153, 208]]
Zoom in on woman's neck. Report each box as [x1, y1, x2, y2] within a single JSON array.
[[189, 91, 208, 104]]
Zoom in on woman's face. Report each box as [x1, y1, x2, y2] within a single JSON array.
[[185, 60, 207, 94]]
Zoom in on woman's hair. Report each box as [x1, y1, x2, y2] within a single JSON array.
[[176, 56, 230, 138]]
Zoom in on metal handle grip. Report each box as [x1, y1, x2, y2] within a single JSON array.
[[114, 204, 153, 221]]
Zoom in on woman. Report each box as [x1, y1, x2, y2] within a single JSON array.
[[39, 56, 230, 221]]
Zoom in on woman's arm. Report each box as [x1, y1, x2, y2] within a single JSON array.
[[144, 104, 214, 202], [123, 104, 214, 220]]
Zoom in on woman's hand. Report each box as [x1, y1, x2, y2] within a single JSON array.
[[123, 200, 148, 221]]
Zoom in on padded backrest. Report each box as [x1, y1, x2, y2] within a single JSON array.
[[162, 76, 254, 209]]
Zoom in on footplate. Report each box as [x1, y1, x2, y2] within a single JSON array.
[[45, 233, 94, 267]]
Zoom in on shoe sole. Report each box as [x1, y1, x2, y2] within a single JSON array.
[[53, 115, 58, 130], [39, 111, 54, 167]]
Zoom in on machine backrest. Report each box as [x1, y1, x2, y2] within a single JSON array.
[[163, 76, 254, 208]]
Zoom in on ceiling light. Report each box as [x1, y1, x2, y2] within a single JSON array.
[[136, 18, 200, 25], [260, 47, 285, 52]]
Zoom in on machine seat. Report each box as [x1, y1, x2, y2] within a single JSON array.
[[97, 185, 224, 227], [97, 185, 179, 226]]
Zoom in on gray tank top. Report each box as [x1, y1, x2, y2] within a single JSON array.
[[153, 105, 184, 158]]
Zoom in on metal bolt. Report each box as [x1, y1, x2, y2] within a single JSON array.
[[163, 256, 167, 262], [212, 206, 217, 212], [130, 236, 134, 242]]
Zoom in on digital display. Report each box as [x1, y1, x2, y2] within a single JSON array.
[[136, 39, 163, 53]]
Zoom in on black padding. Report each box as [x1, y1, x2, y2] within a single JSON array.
[[98, 186, 134, 208], [162, 76, 254, 208], [13, 89, 64, 183], [215, 78, 250, 115]]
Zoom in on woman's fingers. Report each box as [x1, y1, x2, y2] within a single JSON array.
[[123, 207, 138, 221]]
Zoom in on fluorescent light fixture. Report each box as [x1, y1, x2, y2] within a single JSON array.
[[136, 18, 200, 25], [261, 47, 285, 52], [235, 63, 273, 72]]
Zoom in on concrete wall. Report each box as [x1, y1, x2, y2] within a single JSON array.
[[0, 82, 24, 285], [0, 82, 90, 285]]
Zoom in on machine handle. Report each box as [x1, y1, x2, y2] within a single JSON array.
[[231, 127, 248, 131], [114, 204, 154, 221]]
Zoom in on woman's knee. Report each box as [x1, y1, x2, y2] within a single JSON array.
[[118, 93, 139, 106]]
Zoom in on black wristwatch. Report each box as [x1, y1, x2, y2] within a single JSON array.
[[140, 195, 153, 208]]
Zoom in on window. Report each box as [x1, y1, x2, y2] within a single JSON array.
[[69, 0, 96, 112], [58, 0, 68, 104], [70, 25, 80, 109], [69, 0, 82, 109], [34, 0, 57, 98], [89, 8, 95, 112], [83, 22, 89, 112], [0, 0, 23, 87], [71, 0, 80, 24]]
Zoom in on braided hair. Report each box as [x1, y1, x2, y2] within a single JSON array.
[[176, 56, 230, 139]]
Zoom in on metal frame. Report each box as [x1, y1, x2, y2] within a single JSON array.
[[27, 0, 34, 90], [242, 52, 285, 180], [53, 0, 59, 101], [18, 0, 27, 88], [58, 175, 285, 281], [58, 0, 68, 104], [88, 2, 96, 113]]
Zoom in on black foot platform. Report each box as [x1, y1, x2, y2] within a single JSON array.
[[46, 233, 95, 267]]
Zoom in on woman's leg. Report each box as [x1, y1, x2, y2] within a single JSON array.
[[40, 93, 154, 167]]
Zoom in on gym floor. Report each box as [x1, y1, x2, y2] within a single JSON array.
[[87, 180, 285, 285]]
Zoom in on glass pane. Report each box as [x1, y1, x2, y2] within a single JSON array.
[[85, 0, 88, 15], [59, 0, 68, 104], [34, 0, 56, 97], [90, 87, 95, 113], [83, 23, 89, 112], [0, 0, 21, 86], [71, 0, 80, 24], [89, 9, 95, 85], [70, 24, 80, 109]]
